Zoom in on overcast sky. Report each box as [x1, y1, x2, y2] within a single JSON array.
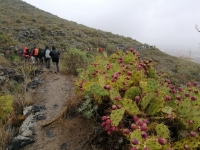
[[23, 0, 200, 53]]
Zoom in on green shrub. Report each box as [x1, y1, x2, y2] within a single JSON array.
[[16, 19, 21, 23], [78, 94, 98, 119], [61, 48, 94, 76], [0, 95, 13, 120]]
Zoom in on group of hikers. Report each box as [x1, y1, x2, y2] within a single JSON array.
[[23, 46, 60, 73]]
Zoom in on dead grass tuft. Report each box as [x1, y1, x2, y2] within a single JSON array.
[[13, 92, 34, 116], [0, 123, 15, 150], [64, 94, 85, 118]]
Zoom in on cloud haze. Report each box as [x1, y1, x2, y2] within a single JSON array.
[[23, 0, 200, 52]]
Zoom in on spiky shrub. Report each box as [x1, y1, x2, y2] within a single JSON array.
[[75, 49, 200, 149], [61, 48, 94, 76]]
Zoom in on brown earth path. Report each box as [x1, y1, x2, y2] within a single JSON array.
[[22, 70, 95, 150]]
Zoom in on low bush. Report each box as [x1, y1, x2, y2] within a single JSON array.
[[61, 48, 94, 76]]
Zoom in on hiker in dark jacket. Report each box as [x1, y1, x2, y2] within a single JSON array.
[[38, 48, 45, 65], [44, 46, 51, 69], [49, 46, 60, 73]]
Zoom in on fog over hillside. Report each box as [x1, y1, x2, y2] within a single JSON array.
[[162, 48, 200, 63]]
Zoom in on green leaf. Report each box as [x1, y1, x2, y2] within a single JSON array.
[[162, 106, 173, 115], [155, 123, 170, 139], [90, 84, 109, 96]]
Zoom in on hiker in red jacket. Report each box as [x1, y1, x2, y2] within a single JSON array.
[[24, 48, 30, 62]]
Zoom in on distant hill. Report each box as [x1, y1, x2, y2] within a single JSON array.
[[0, 0, 200, 85]]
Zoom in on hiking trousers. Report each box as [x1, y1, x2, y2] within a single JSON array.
[[31, 56, 35, 64], [52, 58, 59, 73], [45, 58, 51, 68]]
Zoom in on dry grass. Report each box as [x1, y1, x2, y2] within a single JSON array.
[[64, 93, 85, 117], [0, 123, 14, 150], [13, 93, 34, 116], [0, 55, 11, 68]]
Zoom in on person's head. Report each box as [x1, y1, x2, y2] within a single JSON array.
[[24, 46, 27, 50], [45, 45, 49, 50], [52, 46, 56, 50]]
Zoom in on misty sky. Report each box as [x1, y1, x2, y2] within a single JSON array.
[[23, 0, 200, 53]]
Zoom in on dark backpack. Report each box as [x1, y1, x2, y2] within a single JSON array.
[[39, 49, 45, 57], [50, 50, 60, 59], [25, 49, 30, 55]]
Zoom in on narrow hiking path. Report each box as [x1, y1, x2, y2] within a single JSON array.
[[22, 70, 95, 150]]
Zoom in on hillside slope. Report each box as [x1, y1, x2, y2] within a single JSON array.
[[0, 0, 141, 51], [0, 0, 200, 85]]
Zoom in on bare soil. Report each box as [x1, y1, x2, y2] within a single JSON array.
[[22, 70, 95, 150]]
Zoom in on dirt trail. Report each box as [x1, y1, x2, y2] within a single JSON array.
[[22, 70, 94, 150]]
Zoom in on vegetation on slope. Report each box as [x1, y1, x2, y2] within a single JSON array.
[[0, 0, 200, 86], [75, 49, 200, 150], [0, 1, 200, 148]]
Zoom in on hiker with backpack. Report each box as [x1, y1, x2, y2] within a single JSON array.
[[30, 48, 36, 64], [44, 46, 51, 69], [38, 48, 45, 65], [49, 46, 60, 73], [23, 47, 30, 62], [33, 47, 39, 64]]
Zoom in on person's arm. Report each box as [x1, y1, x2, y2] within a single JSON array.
[[49, 51, 52, 57], [44, 50, 46, 57]]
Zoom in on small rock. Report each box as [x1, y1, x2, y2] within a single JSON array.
[[46, 129, 54, 138], [19, 114, 34, 137], [32, 105, 45, 113], [53, 104, 58, 108], [23, 106, 33, 116], [27, 80, 40, 89], [60, 143, 67, 150], [37, 114, 46, 120], [33, 77, 39, 81], [8, 135, 35, 150]]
